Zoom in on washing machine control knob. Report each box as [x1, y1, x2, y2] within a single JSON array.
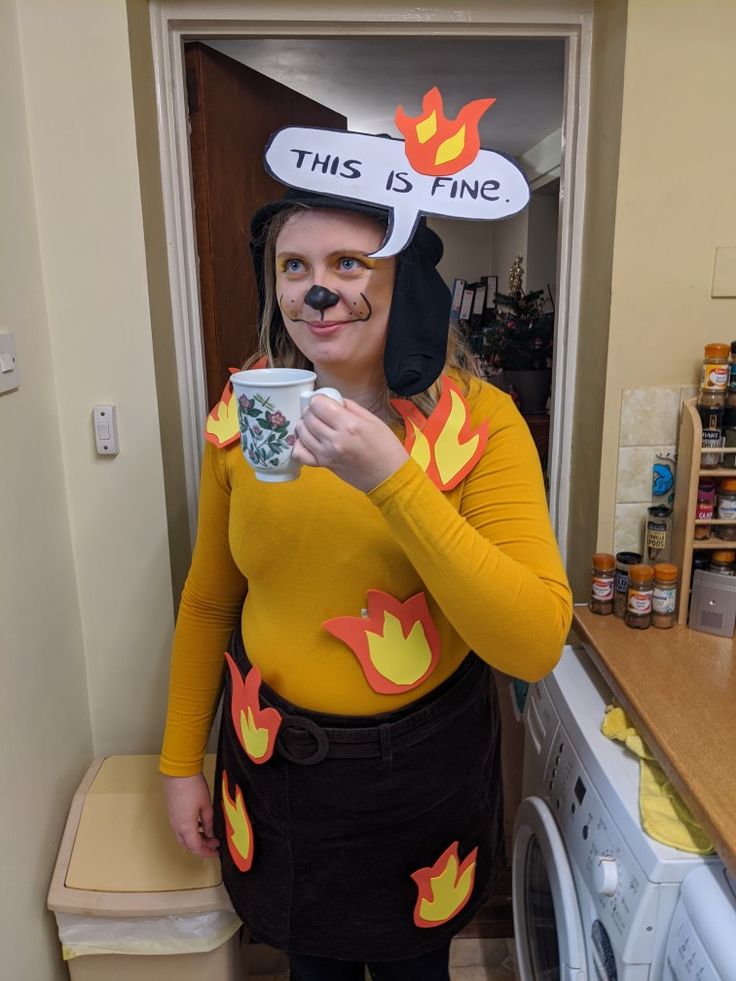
[[593, 856, 618, 896]]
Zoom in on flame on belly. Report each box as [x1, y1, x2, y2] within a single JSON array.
[[323, 590, 440, 694]]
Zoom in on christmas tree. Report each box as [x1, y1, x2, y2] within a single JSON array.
[[483, 256, 554, 371]]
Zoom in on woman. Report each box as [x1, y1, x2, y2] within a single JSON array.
[[161, 190, 572, 981]]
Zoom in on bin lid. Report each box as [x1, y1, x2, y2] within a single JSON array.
[[64, 755, 222, 893]]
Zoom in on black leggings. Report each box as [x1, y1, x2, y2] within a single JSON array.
[[288, 943, 451, 980]]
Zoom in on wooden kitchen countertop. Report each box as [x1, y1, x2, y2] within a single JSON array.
[[573, 606, 736, 875]]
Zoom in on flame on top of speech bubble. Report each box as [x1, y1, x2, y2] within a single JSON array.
[[395, 87, 496, 177]]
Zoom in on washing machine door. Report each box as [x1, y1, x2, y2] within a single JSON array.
[[512, 796, 586, 980]]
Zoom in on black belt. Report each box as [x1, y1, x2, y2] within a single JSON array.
[[227, 625, 490, 767]]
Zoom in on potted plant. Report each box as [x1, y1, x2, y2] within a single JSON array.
[[482, 256, 555, 414]]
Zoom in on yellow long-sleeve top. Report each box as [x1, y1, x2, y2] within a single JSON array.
[[160, 377, 572, 777]]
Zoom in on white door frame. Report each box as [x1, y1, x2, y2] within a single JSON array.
[[149, 2, 592, 556]]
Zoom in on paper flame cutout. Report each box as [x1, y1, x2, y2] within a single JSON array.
[[205, 374, 240, 448], [221, 771, 254, 872], [323, 590, 441, 694], [225, 652, 282, 764], [392, 377, 489, 491], [411, 841, 478, 927], [205, 360, 268, 448], [395, 88, 495, 177]]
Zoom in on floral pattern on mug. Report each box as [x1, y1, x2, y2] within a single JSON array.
[[238, 393, 293, 469]]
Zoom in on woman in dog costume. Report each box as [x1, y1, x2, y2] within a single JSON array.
[[161, 173, 572, 980]]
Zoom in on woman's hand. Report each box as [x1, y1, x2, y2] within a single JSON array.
[[292, 396, 409, 492], [162, 773, 220, 859]]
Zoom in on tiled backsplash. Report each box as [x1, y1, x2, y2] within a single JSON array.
[[613, 385, 698, 554]]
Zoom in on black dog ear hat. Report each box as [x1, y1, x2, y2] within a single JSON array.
[[250, 188, 451, 397]]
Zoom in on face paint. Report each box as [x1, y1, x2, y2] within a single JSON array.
[[274, 210, 396, 384]]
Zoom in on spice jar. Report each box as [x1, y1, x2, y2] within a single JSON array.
[[717, 478, 736, 541], [645, 505, 672, 561], [695, 478, 716, 540], [723, 407, 736, 468], [727, 341, 736, 408], [652, 563, 678, 629], [708, 550, 736, 576], [626, 564, 654, 629], [698, 401, 724, 468], [590, 553, 615, 615], [700, 342, 731, 392], [614, 551, 642, 619]]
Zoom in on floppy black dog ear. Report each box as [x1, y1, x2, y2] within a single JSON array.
[[383, 223, 451, 397]]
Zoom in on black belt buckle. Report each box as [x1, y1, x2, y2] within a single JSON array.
[[276, 714, 330, 765]]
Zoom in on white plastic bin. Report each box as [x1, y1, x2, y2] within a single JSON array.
[[47, 755, 247, 980]]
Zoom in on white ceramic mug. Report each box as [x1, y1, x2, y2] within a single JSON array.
[[230, 368, 343, 482]]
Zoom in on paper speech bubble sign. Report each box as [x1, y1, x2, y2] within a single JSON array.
[[263, 127, 530, 258]]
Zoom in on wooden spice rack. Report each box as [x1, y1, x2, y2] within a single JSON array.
[[672, 397, 736, 623]]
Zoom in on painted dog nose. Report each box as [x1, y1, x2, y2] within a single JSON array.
[[304, 285, 340, 311]]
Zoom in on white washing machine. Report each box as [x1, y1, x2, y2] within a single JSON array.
[[512, 645, 722, 980], [663, 864, 736, 980]]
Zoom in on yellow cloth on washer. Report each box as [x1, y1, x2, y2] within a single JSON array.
[[601, 706, 714, 855]]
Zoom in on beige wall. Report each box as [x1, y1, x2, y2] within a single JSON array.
[[595, 0, 736, 555], [17, 0, 175, 756], [429, 216, 494, 287], [0, 4, 93, 978], [526, 190, 559, 296]]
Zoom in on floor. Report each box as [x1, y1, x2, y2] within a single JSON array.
[[249, 937, 519, 979]]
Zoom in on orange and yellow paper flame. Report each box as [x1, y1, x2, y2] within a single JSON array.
[[395, 88, 495, 177], [411, 841, 478, 927], [205, 359, 269, 448], [323, 590, 441, 694], [221, 771, 254, 872], [205, 376, 240, 448], [225, 652, 282, 764], [392, 376, 488, 491]]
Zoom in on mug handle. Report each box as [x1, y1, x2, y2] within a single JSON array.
[[300, 387, 345, 411]]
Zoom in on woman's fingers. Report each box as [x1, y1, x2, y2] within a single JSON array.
[[181, 825, 219, 858]]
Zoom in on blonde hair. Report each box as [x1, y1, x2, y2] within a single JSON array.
[[246, 204, 482, 417]]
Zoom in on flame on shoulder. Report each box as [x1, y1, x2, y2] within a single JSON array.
[[205, 378, 239, 447], [392, 376, 489, 491]]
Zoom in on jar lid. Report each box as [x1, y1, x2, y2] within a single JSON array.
[[710, 550, 736, 563], [615, 551, 642, 565], [647, 505, 672, 517], [698, 479, 716, 490], [705, 343, 730, 359], [653, 562, 678, 581], [629, 563, 654, 583], [592, 552, 615, 571], [720, 478, 736, 491]]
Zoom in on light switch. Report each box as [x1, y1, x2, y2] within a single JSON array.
[[712, 247, 736, 298], [93, 405, 119, 456], [0, 331, 19, 394]]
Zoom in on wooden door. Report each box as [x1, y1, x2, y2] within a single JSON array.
[[185, 42, 347, 406]]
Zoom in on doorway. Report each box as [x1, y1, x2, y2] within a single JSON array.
[[149, 5, 591, 558]]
